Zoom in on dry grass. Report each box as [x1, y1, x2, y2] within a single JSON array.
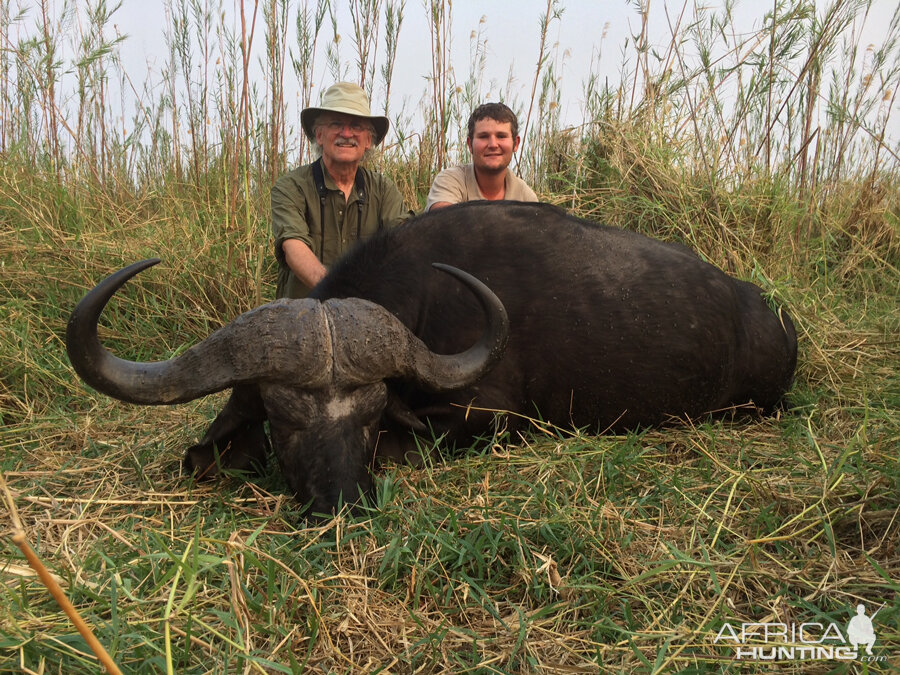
[[2, 392, 898, 672], [2, 148, 898, 675], [2, 0, 900, 672]]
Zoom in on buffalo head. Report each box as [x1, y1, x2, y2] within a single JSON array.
[[66, 259, 509, 513]]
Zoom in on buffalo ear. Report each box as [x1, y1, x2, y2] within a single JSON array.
[[383, 392, 427, 432]]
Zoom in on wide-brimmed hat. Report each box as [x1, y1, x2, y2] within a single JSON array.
[[301, 82, 390, 145]]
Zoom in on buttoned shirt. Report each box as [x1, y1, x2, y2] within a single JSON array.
[[271, 163, 410, 298]]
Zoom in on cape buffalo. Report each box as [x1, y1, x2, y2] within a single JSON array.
[[66, 201, 797, 514]]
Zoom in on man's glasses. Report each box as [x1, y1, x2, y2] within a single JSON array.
[[322, 120, 372, 135]]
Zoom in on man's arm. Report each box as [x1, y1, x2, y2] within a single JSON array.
[[271, 174, 325, 291], [282, 238, 327, 288], [425, 167, 465, 211]]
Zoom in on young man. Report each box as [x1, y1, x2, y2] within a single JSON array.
[[426, 102, 538, 211], [272, 82, 411, 298]]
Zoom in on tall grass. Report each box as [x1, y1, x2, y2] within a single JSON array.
[[1, 0, 899, 672]]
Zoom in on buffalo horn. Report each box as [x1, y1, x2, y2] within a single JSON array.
[[66, 260, 333, 404], [327, 263, 509, 391], [66, 261, 508, 405]]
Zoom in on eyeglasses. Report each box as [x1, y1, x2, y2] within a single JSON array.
[[322, 120, 373, 135]]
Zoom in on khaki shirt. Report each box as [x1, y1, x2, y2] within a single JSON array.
[[425, 163, 538, 211], [271, 162, 410, 298]]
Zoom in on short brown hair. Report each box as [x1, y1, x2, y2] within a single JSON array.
[[467, 102, 519, 140]]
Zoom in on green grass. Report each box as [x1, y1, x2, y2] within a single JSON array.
[[2, 0, 900, 672], [2, 402, 898, 672]]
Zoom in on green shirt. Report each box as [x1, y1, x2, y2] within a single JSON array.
[[271, 162, 410, 298]]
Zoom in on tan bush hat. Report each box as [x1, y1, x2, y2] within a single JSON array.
[[301, 82, 390, 145]]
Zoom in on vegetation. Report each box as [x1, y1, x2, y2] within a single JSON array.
[[1, 0, 898, 672]]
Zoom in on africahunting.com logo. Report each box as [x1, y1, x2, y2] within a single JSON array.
[[713, 603, 887, 663]]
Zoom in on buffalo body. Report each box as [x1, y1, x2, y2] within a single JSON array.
[[67, 201, 797, 513]]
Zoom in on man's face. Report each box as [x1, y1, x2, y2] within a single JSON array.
[[467, 118, 520, 175], [315, 113, 373, 167]]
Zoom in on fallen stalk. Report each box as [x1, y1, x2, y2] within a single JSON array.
[[1, 472, 123, 675]]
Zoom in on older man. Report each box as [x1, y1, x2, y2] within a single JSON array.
[[426, 102, 538, 211], [272, 82, 411, 298]]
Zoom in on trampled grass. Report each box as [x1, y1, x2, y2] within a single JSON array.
[[2, 0, 900, 673], [2, 392, 899, 672]]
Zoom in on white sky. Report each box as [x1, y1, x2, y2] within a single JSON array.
[[106, 1, 899, 146], [109, 0, 628, 125], [11, 1, 900, 154]]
